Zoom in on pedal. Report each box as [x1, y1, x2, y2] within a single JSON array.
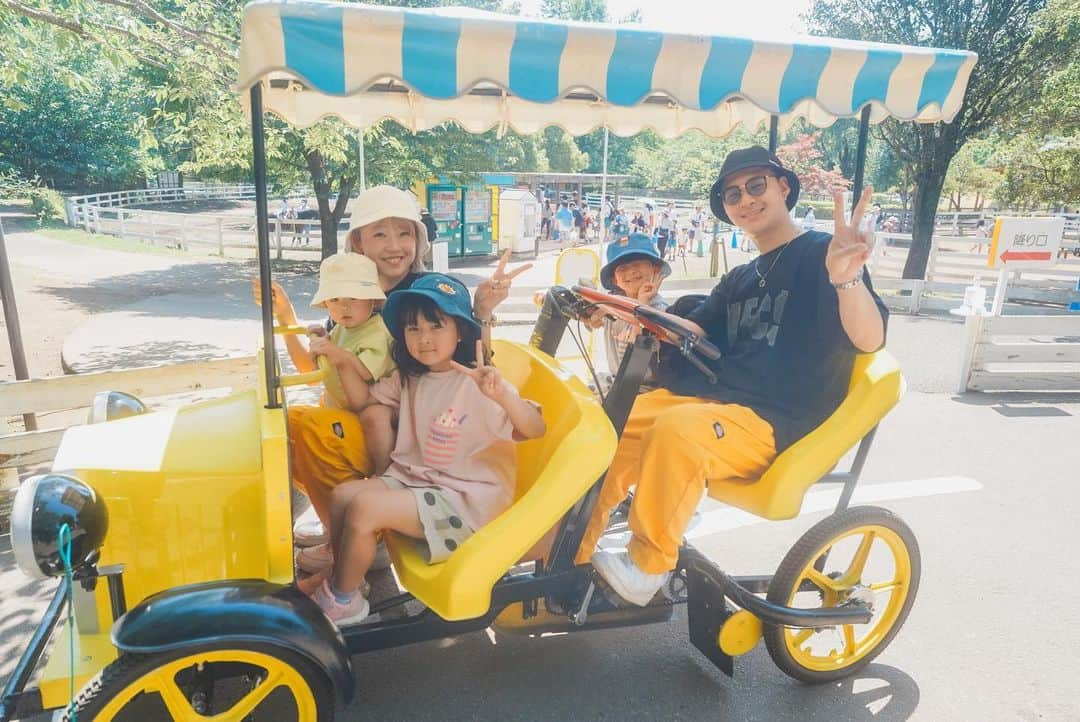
[[570, 581, 596, 625]]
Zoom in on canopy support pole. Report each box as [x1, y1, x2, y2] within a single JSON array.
[[250, 83, 280, 408], [768, 116, 779, 153], [599, 127, 609, 246], [0, 218, 36, 431], [358, 128, 367, 191], [851, 106, 872, 214]]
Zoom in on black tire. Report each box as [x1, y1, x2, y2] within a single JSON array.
[[62, 642, 335, 722], [763, 506, 921, 684]]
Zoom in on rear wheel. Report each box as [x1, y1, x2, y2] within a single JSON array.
[[763, 506, 920, 684], [63, 643, 335, 721]]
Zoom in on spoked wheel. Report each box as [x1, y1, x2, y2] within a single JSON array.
[[63, 643, 334, 721], [763, 506, 920, 684]]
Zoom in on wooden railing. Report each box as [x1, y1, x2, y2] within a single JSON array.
[[0, 356, 257, 471]]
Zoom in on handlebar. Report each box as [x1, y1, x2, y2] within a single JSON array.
[[272, 324, 347, 403], [567, 285, 722, 384]]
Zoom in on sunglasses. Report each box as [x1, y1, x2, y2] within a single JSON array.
[[720, 175, 773, 205]]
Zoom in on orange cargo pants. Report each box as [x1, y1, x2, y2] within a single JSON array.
[[574, 389, 777, 574], [288, 405, 373, 525]]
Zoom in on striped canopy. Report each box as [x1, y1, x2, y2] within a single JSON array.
[[236, 1, 978, 138]]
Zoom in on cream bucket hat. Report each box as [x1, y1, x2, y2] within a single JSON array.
[[348, 185, 430, 270], [310, 252, 385, 307]]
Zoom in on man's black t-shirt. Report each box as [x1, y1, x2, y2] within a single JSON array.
[[666, 230, 889, 452]]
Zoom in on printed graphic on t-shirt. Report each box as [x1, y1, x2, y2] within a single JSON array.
[[423, 407, 468, 466], [726, 289, 790, 349]]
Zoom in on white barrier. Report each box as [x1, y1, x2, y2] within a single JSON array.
[[958, 315, 1080, 393]]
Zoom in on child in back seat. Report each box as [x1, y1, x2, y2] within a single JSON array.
[[302, 274, 546, 625]]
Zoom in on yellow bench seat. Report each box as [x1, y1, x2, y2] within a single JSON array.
[[386, 340, 617, 621], [706, 350, 904, 520]]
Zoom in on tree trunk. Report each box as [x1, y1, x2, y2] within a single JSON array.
[[901, 125, 960, 280], [305, 149, 357, 259]]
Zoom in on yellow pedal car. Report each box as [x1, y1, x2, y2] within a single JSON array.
[[1, 3, 977, 720]]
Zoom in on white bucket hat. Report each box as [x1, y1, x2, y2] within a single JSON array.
[[310, 252, 385, 307], [348, 185, 430, 270]]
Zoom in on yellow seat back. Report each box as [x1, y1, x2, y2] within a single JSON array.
[[386, 340, 617, 620], [706, 350, 904, 520]]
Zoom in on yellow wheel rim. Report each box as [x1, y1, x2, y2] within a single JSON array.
[[783, 524, 912, 673], [95, 649, 319, 721]]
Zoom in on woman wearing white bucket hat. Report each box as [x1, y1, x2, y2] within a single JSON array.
[[255, 184, 532, 552]]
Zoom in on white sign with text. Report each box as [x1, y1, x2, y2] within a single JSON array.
[[988, 217, 1065, 269]]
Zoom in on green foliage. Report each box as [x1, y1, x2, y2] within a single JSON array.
[[540, 0, 609, 21], [0, 32, 154, 191], [29, 187, 67, 223], [807, 0, 1078, 277], [542, 127, 589, 172], [0, 170, 67, 223], [628, 130, 757, 197]]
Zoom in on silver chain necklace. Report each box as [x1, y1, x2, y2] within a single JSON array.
[[753, 241, 790, 288]]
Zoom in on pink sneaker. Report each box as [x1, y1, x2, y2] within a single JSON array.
[[310, 578, 369, 625], [296, 543, 332, 574]]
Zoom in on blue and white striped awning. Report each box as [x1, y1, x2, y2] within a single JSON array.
[[237, 1, 977, 138]]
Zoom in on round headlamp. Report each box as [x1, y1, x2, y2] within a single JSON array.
[[11, 474, 108, 579], [88, 390, 147, 424]]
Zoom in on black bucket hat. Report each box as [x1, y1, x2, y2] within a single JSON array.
[[709, 146, 801, 225]]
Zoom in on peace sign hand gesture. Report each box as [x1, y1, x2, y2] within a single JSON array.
[[475, 250, 533, 320], [450, 340, 506, 402], [826, 186, 875, 285]]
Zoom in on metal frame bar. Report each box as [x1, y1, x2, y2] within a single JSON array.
[[851, 105, 872, 212], [0, 584, 66, 722], [249, 83, 280, 408], [768, 115, 779, 152]]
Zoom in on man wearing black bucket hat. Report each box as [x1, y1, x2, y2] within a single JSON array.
[[576, 146, 890, 607]]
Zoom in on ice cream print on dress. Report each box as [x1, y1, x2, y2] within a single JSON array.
[[424, 407, 468, 465]]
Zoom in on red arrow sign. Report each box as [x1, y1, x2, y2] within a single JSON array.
[[1000, 250, 1052, 263]]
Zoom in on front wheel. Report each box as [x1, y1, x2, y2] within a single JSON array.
[[763, 506, 920, 684], [62, 643, 335, 721]]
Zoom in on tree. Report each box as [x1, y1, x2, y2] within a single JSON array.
[[775, 132, 850, 199], [0, 28, 156, 190], [540, 0, 608, 22], [991, 135, 1080, 211], [2, 0, 528, 256], [807, 0, 1079, 279], [941, 139, 998, 211], [542, 127, 589, 172]]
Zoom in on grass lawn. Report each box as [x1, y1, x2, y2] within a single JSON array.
[[35, 224, 196, 257]]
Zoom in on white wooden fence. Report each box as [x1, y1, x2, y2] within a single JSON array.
[[70, 204, 329, 258], [958, 315, 1080, 393], [0, 356, 257, 471], [868, 233, 1080, 311]]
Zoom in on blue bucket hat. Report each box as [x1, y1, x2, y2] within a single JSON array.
[[381, 273, 481, 338], [600, 232, 671, 291]]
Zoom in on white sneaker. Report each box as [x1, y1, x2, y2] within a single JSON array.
[[591, 550, 671, 607], [293, 513, 327, 548], [296, 543, 333, 574]]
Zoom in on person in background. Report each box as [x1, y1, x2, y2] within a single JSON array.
[[802, 205, 816, 231]]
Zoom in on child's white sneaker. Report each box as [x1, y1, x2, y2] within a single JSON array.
[[310, 578, 369, 626], [293, 516, 327, 547], [296, 543, 332, 574], [591, 550, 671, 607]]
